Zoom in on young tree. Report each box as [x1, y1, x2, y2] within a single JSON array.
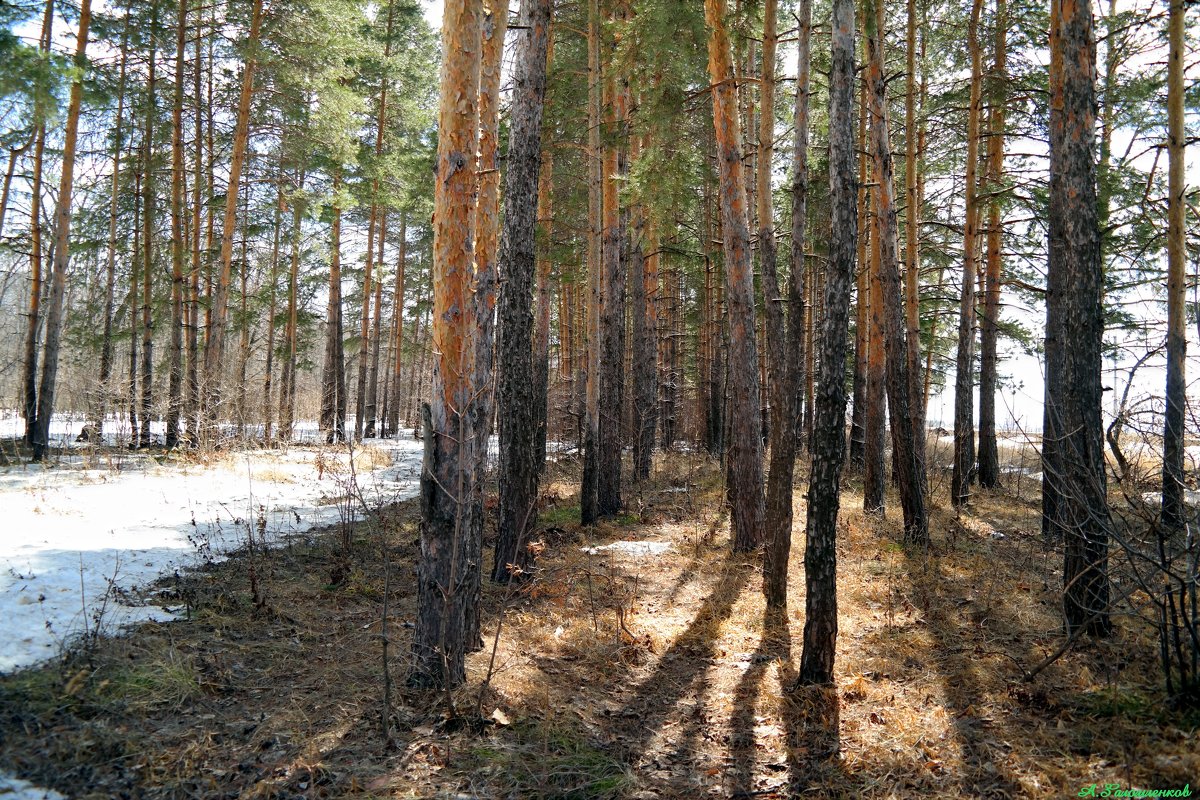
[[1046, 0, 1112, 637], [800, 0, 856, 685], [705, 0, 765, 552], [495, 0, 553, 582]]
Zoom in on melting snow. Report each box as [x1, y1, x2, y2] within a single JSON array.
[[582, 540, 672, 557], [0, 423, 425, 674]]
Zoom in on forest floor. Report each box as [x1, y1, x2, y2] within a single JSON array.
[[0, 449, 1197, 799]]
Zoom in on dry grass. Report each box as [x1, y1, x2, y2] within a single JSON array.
[[0, 451, 1196, 799]]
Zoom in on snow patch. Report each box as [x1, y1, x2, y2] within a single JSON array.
[[0, 774, 66, 800], [582, 541, 672, 557], [0, 435, 424, 674]]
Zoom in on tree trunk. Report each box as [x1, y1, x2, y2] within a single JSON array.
[[533, 33, 555, 472], [139, 13, 158, 450], [1162, 0, 1187, 533], [848, 75, 869, 473], [866, 0, 928, 543], [263, 184, 285, 443], [320, 179, 348, 444], [279, 189, 304, 441], [799, 0, 856, 686], [864, 202, 886, 513], [90, 9, 131, 441], [903, 0, 924, 445], [706, 0, 765, 552], [365, 212, 387, 438], [356, 206, 378, 440], [764, 0, 810, 611], [1048, 0, 1112, 637], [23, 0, 54, 446], [410, 0, 483, 691], [597, 13, 628, 518], [581, 0, 603, 524], [31, 0, 91, 460], [388, 214, 406, 438], [631, 132, 657, 481], [166, 0, 188, 450], [951, 0, 985, 507], [186, 16, 204, 445], [977, 0, 1008, 489], [494, 0, 552, 583], [202, 0, 264, 438]]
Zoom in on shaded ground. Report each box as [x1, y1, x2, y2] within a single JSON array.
[[0, 452, 1196, 798]]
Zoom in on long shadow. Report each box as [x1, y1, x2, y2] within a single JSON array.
[[900, 546, 1025, 798], [727, 604, 791, 797], [609, 552, 754, 791]]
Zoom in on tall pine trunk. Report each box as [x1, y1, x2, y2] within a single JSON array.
[[1047, 0, 1112, 637], [706, 0, 765, 552], [951, 0, 985, 507], [387, 214, 406, 438], [581, 0, 603, 524], [320, 177, 348, 444], [139, 13, 158, 450], [495, 0, 552, 582], [166, 0, 188, 449], [977, 0, 1008, 489], [23, 0, 53, 446], [866, 0, 928, 543], [410, 0, 484, 691], [202, 0, 264, 439], [1162, 0, 1187, 533], [800, 0, 856, 685], [31, 0, 92, 460], [90, 9, 131, 441], [764, 0, 810, 610]]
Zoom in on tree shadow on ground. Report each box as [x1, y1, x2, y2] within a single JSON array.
[[900, 544, 1029, 798], [608, 552, 754, 793]]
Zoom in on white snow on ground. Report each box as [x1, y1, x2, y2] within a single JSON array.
[[1, 418, 425, 674], [0, 773, 66, 800]]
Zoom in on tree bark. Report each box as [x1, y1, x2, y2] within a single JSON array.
[[951, 0, 985, 507], [166, 0, 188, 449], [1162, 0, 1187, 533], [387, 214, 407, 438], [631, 132, 658, 481], [581, 0, 603, 524], [31, 0, 92, 460], [139, 12, 158, 450], [410, 0, 484, 691], [494, 0, 552, 583], [799, 0, 856, 686], [365, 212, 387, 437], [320, 177, 348, 443], [863, 201, 886, 513], [532, 32, 555, 472], [764, 0, 810, 611], [1047, 0, 1112, 637], [977, 0, 1008, 489], [903, 0, 924, 445], [597, 9, 628, 518], [865, 0, 928, 543], [706, 0, 765, 552], [23, 0, 54, 446], [89, 9, 131, 441], [202, 0, 264, 438]]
